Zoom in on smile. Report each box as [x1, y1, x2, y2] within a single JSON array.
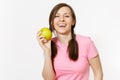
[[58, 23, 66, 27]]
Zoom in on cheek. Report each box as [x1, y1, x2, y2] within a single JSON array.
[[66, 18, 74, 23], [67, 20, 74, 25], [53, 19, 58, 25]]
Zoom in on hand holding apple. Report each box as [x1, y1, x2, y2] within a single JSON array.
[[39, 27, 52, 41]]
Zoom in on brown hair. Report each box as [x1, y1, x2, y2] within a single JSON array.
[[49, 3, 78, 61]]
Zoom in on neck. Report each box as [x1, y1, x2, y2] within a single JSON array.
[[56, 32, 72, 45]]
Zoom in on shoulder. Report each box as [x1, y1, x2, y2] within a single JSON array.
[[76, 34, 91, 42], [75, 34, 94, 46]]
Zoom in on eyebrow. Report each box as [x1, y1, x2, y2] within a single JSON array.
[[56, 13, 71, 15]]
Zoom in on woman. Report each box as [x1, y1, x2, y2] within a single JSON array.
[[37, 3, 103, 80]]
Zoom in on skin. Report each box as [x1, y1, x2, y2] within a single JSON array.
[[53, 7, 75, 45], [37, 6, 103, 80], [89, 56, 103, 80]]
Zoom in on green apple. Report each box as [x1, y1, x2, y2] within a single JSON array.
[[39, 27, 52, 40]]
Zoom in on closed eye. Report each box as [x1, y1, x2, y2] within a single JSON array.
[[65, 15, 70, 18], [55, 15, 60, 17]]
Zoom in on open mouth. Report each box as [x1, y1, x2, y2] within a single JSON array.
[[58, 23, 66, 27]]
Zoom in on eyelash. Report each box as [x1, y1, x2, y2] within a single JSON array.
[[65, 16, 70, 17], [55, 15, 70, 18], [55, 15, 59, 17]]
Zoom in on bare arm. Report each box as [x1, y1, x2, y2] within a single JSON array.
[[36, 31, 55, 80], [89, 55, 103, 80], [42, 51, 55, 80]]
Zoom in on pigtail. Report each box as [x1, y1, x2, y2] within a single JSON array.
[[67, 28, 79, 61]]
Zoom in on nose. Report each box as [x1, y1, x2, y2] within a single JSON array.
[[60, 16, 64, 21]]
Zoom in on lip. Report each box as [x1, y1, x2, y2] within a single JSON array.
[[58, 23, 66, 27]]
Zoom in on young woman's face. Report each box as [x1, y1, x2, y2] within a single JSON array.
[[53, 6, 74, 35]]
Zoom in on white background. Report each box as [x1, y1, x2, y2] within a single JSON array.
[[0, 0, 120, 80]]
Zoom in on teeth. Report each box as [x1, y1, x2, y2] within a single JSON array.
[[59, 24, 66, 27]]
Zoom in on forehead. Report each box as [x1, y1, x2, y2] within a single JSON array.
[[56, 6, 72, 14]]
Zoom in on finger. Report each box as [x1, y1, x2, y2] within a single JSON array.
[[36, 35, 43, 41], [37, 31, 41, 37], [41, 37, 47, 43], [36, 31, 44, 40], [38, 36, 47, 43], [39, 36, 45, 40], [43, 39, 48, 43], [38, 37, 45, 44], [36, 31, 40, 40]]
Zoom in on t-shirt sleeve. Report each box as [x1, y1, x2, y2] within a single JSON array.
[[87, 38, 98, 60]]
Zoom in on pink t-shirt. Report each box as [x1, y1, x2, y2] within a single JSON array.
[[53, 34, 98, 80]]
